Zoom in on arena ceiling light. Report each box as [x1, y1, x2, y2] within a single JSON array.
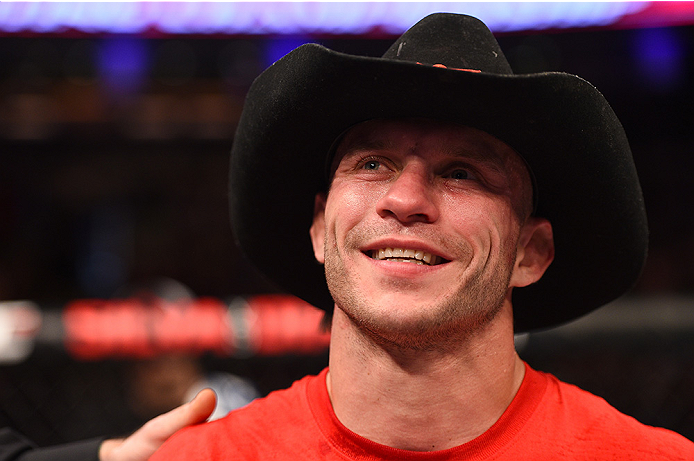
[[1, 2, 692, 37]]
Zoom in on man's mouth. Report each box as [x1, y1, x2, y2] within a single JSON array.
[[368, 248, 445, 266]]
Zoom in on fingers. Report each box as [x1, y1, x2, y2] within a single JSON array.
[[99, 388, 216, 461], [188, 388, 217, 423], [145, 388, 217, 440]]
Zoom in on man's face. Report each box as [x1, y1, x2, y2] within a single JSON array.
[[310, 119, 542, 350]]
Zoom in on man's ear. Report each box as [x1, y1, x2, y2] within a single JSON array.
[[309, 193, 327, 264], [510, 217, 555, 288]]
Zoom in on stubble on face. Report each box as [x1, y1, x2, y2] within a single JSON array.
[[323, 216, 519, 353]]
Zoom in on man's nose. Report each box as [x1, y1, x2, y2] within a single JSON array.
[[375, 165, 439, 224]]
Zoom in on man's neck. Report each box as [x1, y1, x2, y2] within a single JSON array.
[[326, 304, 525, 452]]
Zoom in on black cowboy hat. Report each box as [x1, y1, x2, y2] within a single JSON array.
[[229, 13, 648, 333]]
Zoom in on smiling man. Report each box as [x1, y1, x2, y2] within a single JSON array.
[[151, 13, 694, 459], [312, 119, 547, 354]]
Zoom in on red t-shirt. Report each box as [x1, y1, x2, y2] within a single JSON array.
[[151, 363, 694, 460]]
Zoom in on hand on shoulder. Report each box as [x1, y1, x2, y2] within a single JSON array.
[[99, 388, 216, 461]]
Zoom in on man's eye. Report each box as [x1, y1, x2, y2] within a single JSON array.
[[448, 169, 475, 180], [362, 160, 381, 170]]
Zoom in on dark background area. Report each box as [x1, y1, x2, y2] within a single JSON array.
[[1, 22, 694, 445]]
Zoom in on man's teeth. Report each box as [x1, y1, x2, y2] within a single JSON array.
[[371, 248, 439, 266]]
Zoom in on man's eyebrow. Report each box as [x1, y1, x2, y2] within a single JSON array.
[[442, 145, 508, 174], [335, 134, 517, 178], [329, 137, 387, 177], [330, 138, 396, 175]]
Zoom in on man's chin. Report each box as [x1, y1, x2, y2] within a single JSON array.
[[344, 308, 468, 349], [341, 295, 505, 348]]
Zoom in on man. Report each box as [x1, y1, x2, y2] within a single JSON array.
[[0, 389, 215, 461], [151, 13, 694, 459]]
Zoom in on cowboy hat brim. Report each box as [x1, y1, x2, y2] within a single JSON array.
[[229, 42, 648, 333]]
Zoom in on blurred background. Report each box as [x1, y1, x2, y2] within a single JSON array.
[[1, 1, 694, 446]]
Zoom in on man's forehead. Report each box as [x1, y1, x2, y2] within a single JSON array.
[[334, 118, 523, 168]]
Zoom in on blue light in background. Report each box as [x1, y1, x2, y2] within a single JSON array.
[[98, 37, 149, 96], [632, 27, 685, 92]]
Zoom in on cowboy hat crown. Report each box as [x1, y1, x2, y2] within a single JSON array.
[[380, 13, 512, 74]]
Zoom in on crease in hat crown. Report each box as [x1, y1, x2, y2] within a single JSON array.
[[380, 14, 513, 75]]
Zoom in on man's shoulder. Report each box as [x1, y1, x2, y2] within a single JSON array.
[[534, 370, 694, 458], [186, 370, 319, 434], [220, 370, 321, 426]]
